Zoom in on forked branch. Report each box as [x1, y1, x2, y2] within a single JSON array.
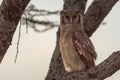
[[45, 0, 120, 80]]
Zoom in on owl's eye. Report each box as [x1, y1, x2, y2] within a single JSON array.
[[73, 15, 78, 19], [65, 15, 70, 19]]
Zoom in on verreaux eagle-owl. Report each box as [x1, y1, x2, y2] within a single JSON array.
[[59, 9, 97, 72]]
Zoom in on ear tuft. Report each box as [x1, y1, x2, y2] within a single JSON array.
[[60, 10, 66, 15]]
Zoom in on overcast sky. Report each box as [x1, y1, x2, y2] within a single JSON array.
[[0, 0, 120, 80]]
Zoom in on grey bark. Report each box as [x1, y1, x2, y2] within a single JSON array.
[[0, 0, 30, 63], [45, 0, 119, 80], [83, 0, 119, 36], [61, 51, 120, 80]]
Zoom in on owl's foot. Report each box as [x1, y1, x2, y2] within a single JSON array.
[[65, 67, 73, 73]]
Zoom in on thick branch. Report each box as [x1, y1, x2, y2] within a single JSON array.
[[61, 51, 120, 80], [0, 0, 30, 63], [63, 0, 87, 14], [84, 0, 119, 36], [45, 0, 88, 80], [45, 0, 120, 80]]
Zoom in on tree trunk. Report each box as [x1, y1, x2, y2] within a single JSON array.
[[45, 0, 120, 80], [0, 0, 30, 63]]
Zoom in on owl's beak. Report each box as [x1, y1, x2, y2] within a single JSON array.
[[70, 18, 72, 23]]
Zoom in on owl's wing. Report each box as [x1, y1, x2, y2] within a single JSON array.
[[72, 31, 97, 68]]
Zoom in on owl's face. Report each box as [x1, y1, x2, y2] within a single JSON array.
[[60, 9, 82, 24]]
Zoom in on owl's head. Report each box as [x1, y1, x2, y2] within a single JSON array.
[[60, 9, 83, 25]]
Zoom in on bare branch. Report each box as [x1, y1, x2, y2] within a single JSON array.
[[26, 4, 59, 16], [84, 0, 119, 36], [61, 51, 120, 80], [63, 0, 87, 14], [0, 0, 30, 62], [22, 17, 58, 32], [22, 4, 59, 32]]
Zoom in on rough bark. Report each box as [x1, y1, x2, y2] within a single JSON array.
[[0, 0, 30, 63], [45, 0, 119, 80], [63, 0, 87, 14], [61, 51, 120, 80], [84, 0, 119, 36]]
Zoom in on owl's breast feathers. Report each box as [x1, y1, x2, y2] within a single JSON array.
[[72, 31, 97, 69]]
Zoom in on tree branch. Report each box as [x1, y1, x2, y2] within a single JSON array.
[[84, 0, 119, 36], [22, 17, 58, 32], [45, 0, 120, 80], [0, 0, 30, 63], [22, 5, 59, 33], [45, 0, 88, 80], [63, 0, 87, 14], [26, 5, 59, 16], [61, 51, 120, 80]]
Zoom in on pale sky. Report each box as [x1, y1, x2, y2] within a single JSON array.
[[0, 0, 120, 80]]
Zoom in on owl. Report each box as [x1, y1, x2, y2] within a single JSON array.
[[59, 9, 97, 72]]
